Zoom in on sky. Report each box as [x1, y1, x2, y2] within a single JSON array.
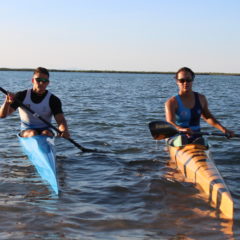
[[0, 0, 240, 73]]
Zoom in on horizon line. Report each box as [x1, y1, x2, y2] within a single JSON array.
[[0, 67, 240, 76]]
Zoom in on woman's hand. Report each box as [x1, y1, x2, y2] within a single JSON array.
[[177, 127, 193, 138], [223, 128, 235, 139]]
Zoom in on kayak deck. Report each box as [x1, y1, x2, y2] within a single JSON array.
[[18, 134, 58, 195], [167, 142, 233, 219]]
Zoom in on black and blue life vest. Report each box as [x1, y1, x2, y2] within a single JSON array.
[[175, 92, 202, 132]]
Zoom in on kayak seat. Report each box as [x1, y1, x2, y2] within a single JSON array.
[[168, 134, 208, 147]]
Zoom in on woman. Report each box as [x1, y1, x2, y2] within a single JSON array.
[[165, 67, 234, 146]]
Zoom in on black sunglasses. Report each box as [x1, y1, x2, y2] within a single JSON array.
[[177, 78, 193, 83], [34, 77, 49, 83]]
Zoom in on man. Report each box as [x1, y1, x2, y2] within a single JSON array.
[[165, 67, 234, 146], [0, 67, 70, 138]]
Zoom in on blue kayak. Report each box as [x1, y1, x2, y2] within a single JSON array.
[[18, 134, 58, 195]]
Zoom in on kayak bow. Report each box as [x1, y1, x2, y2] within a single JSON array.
[[18, 134, 58, 195], [167, 141, 233, 219]]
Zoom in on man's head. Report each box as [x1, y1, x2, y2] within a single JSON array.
[[32, 67, 50, 94], [33, 67, 49, 78]]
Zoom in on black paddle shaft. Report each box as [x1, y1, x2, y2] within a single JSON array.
[[0, 87, 98, 152], [149, 120, 240, 140]]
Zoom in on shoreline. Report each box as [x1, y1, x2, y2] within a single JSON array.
[[0, 68, 240, 76]]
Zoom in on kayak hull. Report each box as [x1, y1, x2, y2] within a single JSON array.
[[167, 142, 233, 219], [18, 134, 58, 195]]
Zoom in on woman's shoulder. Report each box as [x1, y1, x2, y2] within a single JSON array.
[[195, 92, 208, 107], [165, 96, 178, 107], [195, 92, 207, 100]]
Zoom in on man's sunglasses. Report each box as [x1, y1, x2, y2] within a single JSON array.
[[177, 78, 193, 83], [34, 78, 49, 83]]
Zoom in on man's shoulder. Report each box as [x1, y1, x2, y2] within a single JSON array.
[[49, 92, 63, 114], [10, 89, 27, 109], [49, 92, 61, 102], [49, 92, 62, 108], [15, 89, 27, 100], [16, 89, 27, 95]]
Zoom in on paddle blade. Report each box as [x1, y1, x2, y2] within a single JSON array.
[[149, 121, 178, 140]]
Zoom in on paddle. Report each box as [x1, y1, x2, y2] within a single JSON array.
[[0, 87, 98, 153], [149, 120, 240, 140]]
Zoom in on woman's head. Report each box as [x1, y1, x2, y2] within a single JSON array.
[[175, 67, 194, 93], [175, 67, 195, 81]]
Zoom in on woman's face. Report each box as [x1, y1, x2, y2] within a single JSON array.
[[176, 71, 193, 93]]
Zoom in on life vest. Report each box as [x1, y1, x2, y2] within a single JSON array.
[[18, 89, 53, 130], [175, 92, 202, 131]]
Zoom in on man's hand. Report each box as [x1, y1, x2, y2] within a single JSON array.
[[6, 92, 15, 104], [59, 130, 70, 139]]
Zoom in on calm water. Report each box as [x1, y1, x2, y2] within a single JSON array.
[[0, 71, 239, 239]]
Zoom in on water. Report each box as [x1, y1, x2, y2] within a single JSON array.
[[0, 71, 239, 239]]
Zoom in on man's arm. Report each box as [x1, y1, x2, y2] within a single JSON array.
[[54, 113, 70, 138], [0, 93, 16, 118]]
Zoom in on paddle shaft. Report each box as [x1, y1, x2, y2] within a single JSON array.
[[149, 120, 240, 140], [0, 87, 97, 152], [200, 131, 240, 137]]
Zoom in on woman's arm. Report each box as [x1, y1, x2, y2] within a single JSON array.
[[200, 94, 234, 136]]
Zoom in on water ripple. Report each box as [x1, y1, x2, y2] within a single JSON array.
[[0, 72, 239, 239]]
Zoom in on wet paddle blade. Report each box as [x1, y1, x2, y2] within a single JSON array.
[[149, 121, 178, 140]]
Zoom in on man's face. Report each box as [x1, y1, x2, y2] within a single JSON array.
[[32, 72, 49, 94]]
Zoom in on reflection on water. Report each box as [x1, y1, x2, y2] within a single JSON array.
[[0, 71, 239, 239]]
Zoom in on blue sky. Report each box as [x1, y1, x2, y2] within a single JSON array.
[[0, 0, 239, 73]]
